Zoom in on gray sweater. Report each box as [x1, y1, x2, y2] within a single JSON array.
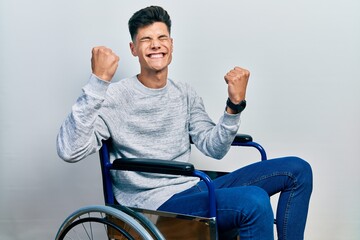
[[57, 74, 241, 210]]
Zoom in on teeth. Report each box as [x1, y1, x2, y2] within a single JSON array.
[[149, 53, 164, 58]]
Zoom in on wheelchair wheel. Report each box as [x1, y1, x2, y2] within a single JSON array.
[[55, 205, 164, 240]]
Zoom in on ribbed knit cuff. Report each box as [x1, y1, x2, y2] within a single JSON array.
[[222, 110, 241, 128], [82, 74, 111, 99]]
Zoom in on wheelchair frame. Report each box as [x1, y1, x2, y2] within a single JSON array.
[[56, 134, 267, 240]]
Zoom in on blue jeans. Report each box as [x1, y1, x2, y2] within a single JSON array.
[[158, 157, 313, 240]]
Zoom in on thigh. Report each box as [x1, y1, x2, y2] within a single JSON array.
[[205, 156, 308, 196], [158, 186, 273, 233]]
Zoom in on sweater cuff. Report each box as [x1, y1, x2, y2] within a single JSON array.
[[82, 74, 111, 99], [222, 110, 241, 127]]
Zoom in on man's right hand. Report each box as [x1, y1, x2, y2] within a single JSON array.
[[91, 46, 119, 82]]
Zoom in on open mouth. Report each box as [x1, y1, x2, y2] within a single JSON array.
[[147, 53, 165, 59]]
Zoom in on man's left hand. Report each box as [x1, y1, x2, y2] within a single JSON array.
[[224, 66, 250, 104]]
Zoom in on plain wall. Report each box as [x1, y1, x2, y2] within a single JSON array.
[[1, 0, 359, 239]]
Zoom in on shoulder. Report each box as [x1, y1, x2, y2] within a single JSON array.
[[167, 78, 198, 97], [100, 76, 137, 108], [105, 76, 138, 98], [108, 76, 136, 91]]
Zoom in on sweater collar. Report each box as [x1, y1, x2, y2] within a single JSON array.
[[132, 75, 169, 95]]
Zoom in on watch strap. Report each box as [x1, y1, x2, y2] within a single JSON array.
[[226, 98, 246, 114]]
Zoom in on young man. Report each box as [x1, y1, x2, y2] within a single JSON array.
[[57, 6, 312, 240]]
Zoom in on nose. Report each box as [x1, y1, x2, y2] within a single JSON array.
[[150, 39, 161, 49]]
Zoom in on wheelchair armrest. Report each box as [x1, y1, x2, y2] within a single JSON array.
[[111, 158, 195, 176], [232, 133, 253, 144], [232, 133, 267, 160]]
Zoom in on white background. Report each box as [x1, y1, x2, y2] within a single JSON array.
[[0, 0, 359, 239]]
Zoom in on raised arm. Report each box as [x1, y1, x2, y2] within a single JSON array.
[[56, 47, 119, 162], [189, 66, 250, 159]]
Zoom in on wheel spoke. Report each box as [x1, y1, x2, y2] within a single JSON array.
[[56, 205, 160, 240], [79, 216, 92, 240]]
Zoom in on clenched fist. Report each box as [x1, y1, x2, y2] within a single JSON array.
[[91, 46, 119, 82], [224, 67, 250, 104]]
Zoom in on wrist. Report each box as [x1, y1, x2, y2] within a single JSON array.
[[226, 106, 239, 115], [226, 98, 246, 114]]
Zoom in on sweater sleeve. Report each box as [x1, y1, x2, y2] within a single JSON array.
[[188, 88, 241, 160], [56, 74, 111, 162]]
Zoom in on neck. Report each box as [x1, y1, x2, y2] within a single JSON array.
[[137, 69, 168, 89]]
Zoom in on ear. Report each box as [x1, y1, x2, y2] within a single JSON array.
[[129, 42, 137, 56], [170, 38, 174, 53]]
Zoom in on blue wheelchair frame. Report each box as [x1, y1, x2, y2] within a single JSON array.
[[56, 133, 268, 240], [99, 133, 267, 220]]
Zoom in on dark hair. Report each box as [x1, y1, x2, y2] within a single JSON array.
[[128, 6, 172, 41]]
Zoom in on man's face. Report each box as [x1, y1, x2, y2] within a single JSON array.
[[130, 22, 173, 74]]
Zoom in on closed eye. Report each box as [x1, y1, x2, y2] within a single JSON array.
[[159, 35, 169, 41], [139, 37, 152, 42]]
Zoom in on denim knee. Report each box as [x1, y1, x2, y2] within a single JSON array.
[[242, 186, 274, 222], [216, 186, 273, 229], [286, 157, 313, 192], [216, 186, 274, 238]]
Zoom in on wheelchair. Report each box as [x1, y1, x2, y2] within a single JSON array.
[[55, 134, 267, 240]]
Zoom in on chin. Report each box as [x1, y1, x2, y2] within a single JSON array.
[[151, 63, 171, 71]]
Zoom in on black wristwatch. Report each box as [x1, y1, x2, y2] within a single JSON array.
[[226, 98, 247, 114]]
